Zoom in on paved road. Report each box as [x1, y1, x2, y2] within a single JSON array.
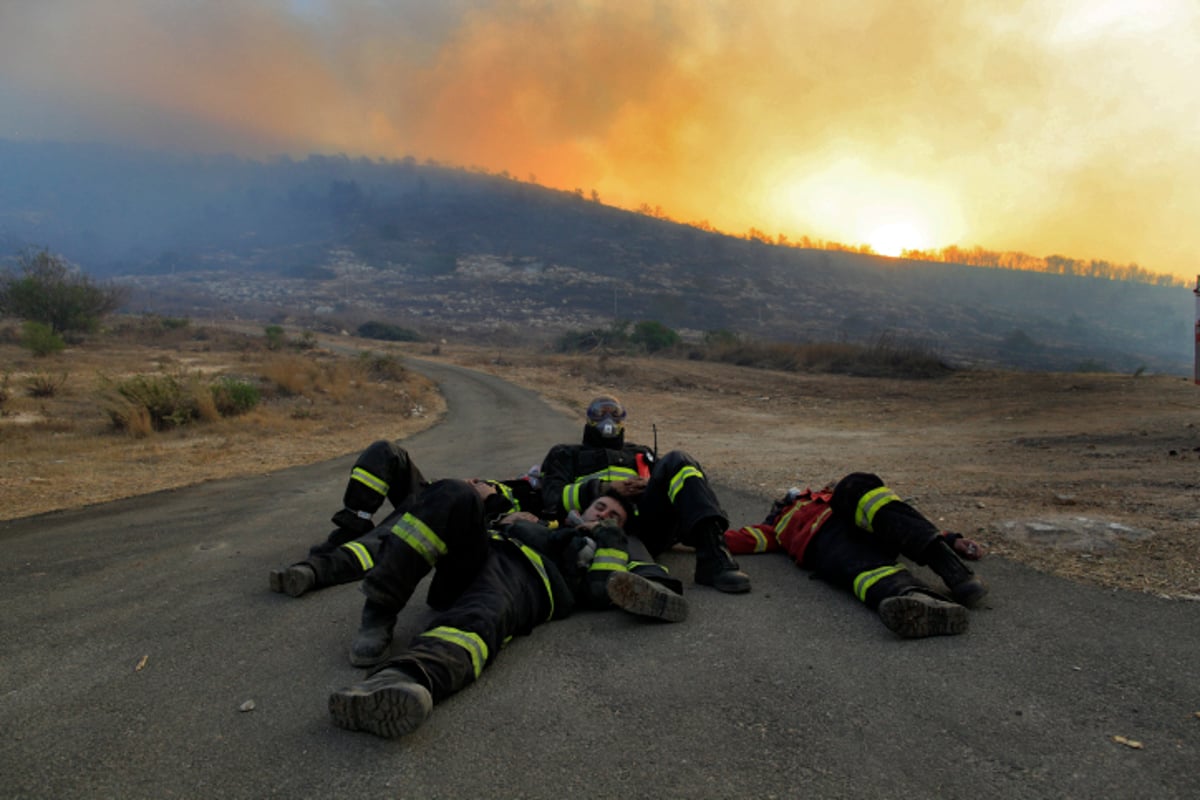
[[2, 359, 1197, 799]]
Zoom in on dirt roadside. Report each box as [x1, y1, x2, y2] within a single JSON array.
[[3, 326, 1198, 599], [417, 343, 1200, 601]]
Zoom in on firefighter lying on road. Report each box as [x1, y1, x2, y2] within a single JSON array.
[[725, 472, 988, 638], [328, 477, 687, 739], [539, 394, 751, 595], [268, 439, 541, 598]]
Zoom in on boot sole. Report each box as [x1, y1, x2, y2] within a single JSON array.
[[878, 595, 969, 638], [607, 571, 689, 622], [329, 680, 433, 739]]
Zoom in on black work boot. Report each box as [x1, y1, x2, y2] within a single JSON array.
[[606, 571, 689, 622], [921, 538, 989, 608], [328, 668, 433, 739], [349, 600, 398, 668], [692, 519, 751, 594], [268, 564, 317, 598], [877, 589, 969, 638]]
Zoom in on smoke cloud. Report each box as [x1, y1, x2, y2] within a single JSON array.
[[1, 0, 1196, 278]]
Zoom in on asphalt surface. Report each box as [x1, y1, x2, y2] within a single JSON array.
[[2, 359, 1197, 800]]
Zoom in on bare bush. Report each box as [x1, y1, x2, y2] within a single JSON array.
[[699, 334, 951, 379], [25, 371, 68, 398], [261, 355, 317, 396]]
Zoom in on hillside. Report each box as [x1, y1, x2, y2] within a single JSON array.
[[1, 138, 1193, 373]]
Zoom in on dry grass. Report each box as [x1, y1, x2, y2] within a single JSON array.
[[0, 319, 444, 519]]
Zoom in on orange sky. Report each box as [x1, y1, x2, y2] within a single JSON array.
[[1, 0, 1197, 279]]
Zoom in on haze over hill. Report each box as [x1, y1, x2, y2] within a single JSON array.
[[0, 139, 1193, 374]]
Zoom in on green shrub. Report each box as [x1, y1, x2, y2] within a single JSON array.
[[357, 351, 408, 381], [210, 377, 261, 416], [100, 371, 263, 432], [555, 320, 631, 353], [0, 248, 127, 333], [357, 321, 422, 342], [703, 329, 740, 348], [20, 321, 66, 357], [100, 372, 198, 432], [629, 320, 680, 353], [264, 325, 286, 351]]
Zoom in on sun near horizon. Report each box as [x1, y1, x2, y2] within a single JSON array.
[[864, 222, 930, 258]]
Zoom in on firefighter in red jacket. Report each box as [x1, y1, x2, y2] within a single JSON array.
[[268, 439, 542, 598], [329, 478, 688, 738], [725, 472, 988, 638], [538, 395, 751, 594]]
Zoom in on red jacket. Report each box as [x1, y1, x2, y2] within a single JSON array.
[[724, 488, 835, 566]]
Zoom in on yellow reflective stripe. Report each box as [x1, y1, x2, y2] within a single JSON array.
[[350, 467, 388, 497], [853, 564, 907, 603], [491, 481, 518, 511], [776, 505, 801, 532], [517, 542, 554, 619], [856, 487, 900, 532], [504, 538, 555, 621], [341, 541, 374, 571], [577, 466, 640, 482], [391, 513, 447, 566], [744, 526, 771, 553], [589, 547, 629, 572], [629, 560, 668, 574], [563, 482, 581, 513], [421, 626, 488, 679], [563, 467, 641, 512], [667, 465, 703, 503]]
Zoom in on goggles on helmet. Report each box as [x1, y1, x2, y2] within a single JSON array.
[[586, 398, 626, 424], [586, 397, 626, 438]]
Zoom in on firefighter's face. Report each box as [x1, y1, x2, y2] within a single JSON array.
[[582, 496, 628, 527]]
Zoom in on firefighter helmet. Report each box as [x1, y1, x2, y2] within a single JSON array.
[[586, 395, 626, 439]]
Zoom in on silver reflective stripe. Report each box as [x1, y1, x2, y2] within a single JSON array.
[[510, 539, 555, 620], [856, 487, 899, 532], [563, 482, 581, 512], [668, 466, 702, 502], [421, 626, 488, 679], [589, 548, 630, 572], [579, 466, 640, 482], [746, 527, 771, 553], [341, 541, 374, 571], [853, 563, 906, 602], [391, 513, 447, 566], [350, 467, 389, 497]]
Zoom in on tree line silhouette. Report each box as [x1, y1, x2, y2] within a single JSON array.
[[709, 225, 1181, 288]]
